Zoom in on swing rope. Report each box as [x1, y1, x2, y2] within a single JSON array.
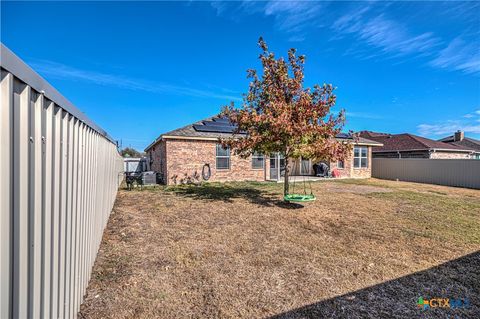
[[300, 159, 313, 195], [291, 160, 296, 195], [284, 158, 316, 203]]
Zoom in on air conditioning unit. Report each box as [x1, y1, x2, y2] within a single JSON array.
[[140, 171, 156, 186]]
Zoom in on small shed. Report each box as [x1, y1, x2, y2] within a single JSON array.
[[124, 157, 149, 173]]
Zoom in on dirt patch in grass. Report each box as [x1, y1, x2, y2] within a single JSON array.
[[322, 182, 392, 194], [80, 179, 480, 318]]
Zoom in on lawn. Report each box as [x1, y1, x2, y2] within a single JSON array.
[[79, 179, 480, 318]]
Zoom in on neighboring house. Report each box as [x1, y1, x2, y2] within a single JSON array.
[[145, 116, 382, 185], [359, 131, 475, 159], [438, 131, 480, 159]]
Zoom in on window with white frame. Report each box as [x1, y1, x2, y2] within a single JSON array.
[[252, 152, 264, 169], [337, 160, 344, 169], [353, 146, 368, 168], [216, 144, 230, 169]]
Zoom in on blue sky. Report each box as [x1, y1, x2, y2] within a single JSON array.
[[2, 1, 479, 150]]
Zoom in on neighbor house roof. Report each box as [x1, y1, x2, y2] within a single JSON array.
[[438, 135, 480, 152], [359, 131, 474, 153], [145, 116, 382, 151]]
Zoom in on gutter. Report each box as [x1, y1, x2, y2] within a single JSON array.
[[355, 142, 383, 147], [162, 135, 223, 141], [145, 135, 225, 151], [145, 135, 233, 151]]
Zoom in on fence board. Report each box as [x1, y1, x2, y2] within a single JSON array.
[[1, 70, 13, 319], [13, 82, 30, 319], [30, 90, 43, 318], [372, 158, 480, 189], [41, 100, 53, 318], [1, 44, 123, 318]]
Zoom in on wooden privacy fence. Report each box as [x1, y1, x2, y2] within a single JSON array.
[[1, 44, 124, 318], [372, 158, 480, 189]]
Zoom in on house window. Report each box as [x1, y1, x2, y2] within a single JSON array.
[[216, 144, 230, 169], [354, 146, 368, 168], [252, 152, 264, 169], [337, 160, 344, 169]]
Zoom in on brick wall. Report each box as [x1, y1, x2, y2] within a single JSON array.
[[329, 156, 352, 178], [329, 146, 372, 178], [351, 146, 372, 178], [429, 151, 471, 159], [164, 139, 266, 185], [148, 138, 374, 184], [148, 140, 166, 174]]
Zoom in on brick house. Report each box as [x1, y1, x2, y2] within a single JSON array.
[[359, 131, 475, 159], [145, 117, 382, 185]]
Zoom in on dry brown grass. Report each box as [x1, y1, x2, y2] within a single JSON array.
[[79, 179, 480, 318]]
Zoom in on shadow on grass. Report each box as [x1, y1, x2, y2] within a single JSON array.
[[165, 183, 304, 209], [270, 251, 480, 319]]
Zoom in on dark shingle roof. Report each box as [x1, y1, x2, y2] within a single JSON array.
[[359, 131, 474, 153], [438, 135, 480, 152]]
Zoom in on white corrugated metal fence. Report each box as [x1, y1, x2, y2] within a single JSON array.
[[372, 158, 480, 189], [1, 44, 123, 318]]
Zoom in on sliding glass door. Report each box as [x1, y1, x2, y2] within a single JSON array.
[[269, 153, 285, 181]]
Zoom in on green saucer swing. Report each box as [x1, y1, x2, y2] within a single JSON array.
[[284, 193, 316, 202], [283, 159, 316, 203]]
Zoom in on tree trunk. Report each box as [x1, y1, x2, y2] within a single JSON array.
[[284, 157, 289, 198]]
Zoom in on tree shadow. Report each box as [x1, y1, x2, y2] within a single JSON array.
[[269, 251, 479, 318], [165, 183, 304, 209]]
